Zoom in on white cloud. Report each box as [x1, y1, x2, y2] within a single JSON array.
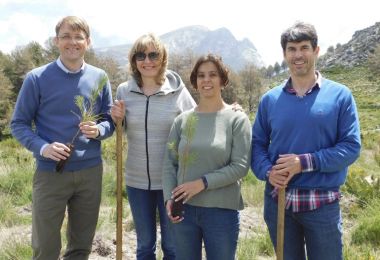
[[0, 0, 379, 65], [0, 0, 26, 5], [0, 12, 52, 52]]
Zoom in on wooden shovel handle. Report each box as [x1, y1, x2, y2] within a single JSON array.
[[116, 119, 123, 259], [276, 187, 285, 260]]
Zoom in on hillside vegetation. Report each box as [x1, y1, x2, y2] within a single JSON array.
[[0, 65, 379, 259]]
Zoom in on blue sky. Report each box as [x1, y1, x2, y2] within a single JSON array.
[[0, 0, 379, 65]]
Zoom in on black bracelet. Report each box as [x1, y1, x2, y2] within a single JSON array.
[[201, 176, 208, 190]]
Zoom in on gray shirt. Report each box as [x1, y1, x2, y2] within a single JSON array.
[[163, 108, 252, 210]]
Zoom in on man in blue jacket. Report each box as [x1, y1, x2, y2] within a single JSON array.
[[251, 21, 361, 260], [11, 16, 114, 259]]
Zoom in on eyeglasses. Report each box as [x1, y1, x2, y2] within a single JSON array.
[[134, 52, 159, 61], [57, 35, 87, 43]]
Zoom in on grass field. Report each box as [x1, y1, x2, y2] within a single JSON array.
[[1, 66, 379, 259]]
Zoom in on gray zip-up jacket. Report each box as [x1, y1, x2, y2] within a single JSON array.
[[116, 70, 196, 190]]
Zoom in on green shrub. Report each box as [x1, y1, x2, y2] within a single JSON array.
[[237, 231, 274, 259], [0, 195, 21, 227], [0, 236, 32, 259], [351, 199, 380, 247], [374, 148, 380, 167], [343, 166, 380, 207], [256, 231, 274, 256], [242, 170, 258, 186], [0, 169, 33, 206], [344, 242, 378, 260]]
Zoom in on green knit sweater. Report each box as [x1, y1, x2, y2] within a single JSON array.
[[162, 107, 252, 210]]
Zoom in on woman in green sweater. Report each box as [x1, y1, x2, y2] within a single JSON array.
[[163, 54, 252, 260]]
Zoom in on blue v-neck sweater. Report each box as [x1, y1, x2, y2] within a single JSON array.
[[252, 78, 361, 190], [11, 61, 114, 172]]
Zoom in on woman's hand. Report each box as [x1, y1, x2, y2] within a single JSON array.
[[171, 179, 205, 204], [111, 100, 126, 122], [166, 199, 183, 223]]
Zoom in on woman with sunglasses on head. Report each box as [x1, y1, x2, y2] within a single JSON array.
[[110, 33, 196, 260], [162, 54, 251, 260]]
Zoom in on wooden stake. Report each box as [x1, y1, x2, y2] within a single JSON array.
[[116, 119, 123, 260], [276, 188, 285, 260]]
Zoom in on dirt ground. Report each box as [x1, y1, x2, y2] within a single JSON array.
[[88, 206, 265, 259]]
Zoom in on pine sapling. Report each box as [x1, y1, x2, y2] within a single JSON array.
[[169, 112, 198, 217], [56, 75, 108, 173]]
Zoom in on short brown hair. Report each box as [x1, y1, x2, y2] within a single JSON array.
[[281, 21, 318, 52], [55, 16, 90, 38], [190, 54, 229, 89], [128, 33, 168, 87]]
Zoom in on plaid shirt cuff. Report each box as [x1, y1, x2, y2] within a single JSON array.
[[299, 153, 316, 173]]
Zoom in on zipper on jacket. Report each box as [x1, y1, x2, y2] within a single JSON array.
[[132, 90, 161, 191], [145, 96, 151, 190]]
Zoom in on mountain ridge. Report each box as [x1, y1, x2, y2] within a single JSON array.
[[96, 25, 264, 71]]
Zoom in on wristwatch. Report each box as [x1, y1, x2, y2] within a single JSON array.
[[201, 176, 208, 190]]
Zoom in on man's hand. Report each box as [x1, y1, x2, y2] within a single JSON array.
[[272, 154, 302, 185], [268, 168, 289, 188], [42, 142, 71, 161], [231, 102, 244, 112], [79, 121, 99, 139]]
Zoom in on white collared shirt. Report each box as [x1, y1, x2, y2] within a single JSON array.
[[56, 57, 86, 73]]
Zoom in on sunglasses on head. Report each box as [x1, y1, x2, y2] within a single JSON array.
[[135, 51, 159, 61]]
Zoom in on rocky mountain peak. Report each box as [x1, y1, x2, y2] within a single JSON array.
[[96, 25, 264, 71], [318, 22, 380, 68]]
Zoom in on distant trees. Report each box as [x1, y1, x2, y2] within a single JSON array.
[[44, 37, 60, 62], [238, 63, 262, 112], [0, 70, 13, 139], [0, 41, 271, 138], [281, 60, 288, 71], [85, 49, 126, 94], [168, 52, 264, 112], [0, 40, 124, 138], [265, 65, 274, 78], [2, 42, 46, 95], [273, 62, 281, 75], [169, 50, 199, 102]]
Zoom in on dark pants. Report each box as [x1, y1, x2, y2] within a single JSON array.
[[32, 164, 102, 260]]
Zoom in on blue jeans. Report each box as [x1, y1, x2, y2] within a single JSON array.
[[127, 186, 175, 260], [263, 184, 343, 260], [172, 204, 239, 260]]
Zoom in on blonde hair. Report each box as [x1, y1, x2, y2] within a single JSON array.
[[128, 33, 168, 87], [55, 16, 90, 38]]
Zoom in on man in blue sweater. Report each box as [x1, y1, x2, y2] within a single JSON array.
[[11, 16, 114, 260], [251, 22, 361, 260]]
